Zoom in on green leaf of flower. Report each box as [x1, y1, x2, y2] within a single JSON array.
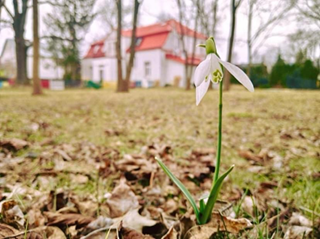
[[200, 165, 234, 224], [155, 157, 200, 223]]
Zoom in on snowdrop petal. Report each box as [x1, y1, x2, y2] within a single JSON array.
[[215, 55, 254, 92], [196, 78, 210, 105], [194, 55, 211, 86]]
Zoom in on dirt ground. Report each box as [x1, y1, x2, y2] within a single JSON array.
[[0, 87, 319, 238]]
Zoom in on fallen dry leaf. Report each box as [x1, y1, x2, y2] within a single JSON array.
[[184, 213, 252, 239], [0, 200, 25, 229], [27, 208, 46, 228], [160, 226, 178, 239], [283, 226, 312, 239], [43, 226, 67, 239], [106, 179, 139, 218], [0, 223, 20, 238], [117, 221, 154, 239], [122, 209, 158, 233], [0, 138, 28, 151], [288, 212, 312, 227], [45, 212, 94, 229], [238, 150, 262, 163]]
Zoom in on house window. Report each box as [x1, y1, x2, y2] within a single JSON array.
[[90, 66, 93, 79], [107, 42, 113, 55], [44, 63, 51, 69], [135, 38, 142, 46], [99, 66, 104, 82], [144, 62, 151, 77], [94, 45, 100, 54]]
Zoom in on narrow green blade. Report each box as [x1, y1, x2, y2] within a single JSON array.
[[155, 157, 200, 221], [200, 165, 234, 224]]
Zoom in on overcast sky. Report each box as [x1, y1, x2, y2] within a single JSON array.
[[0, 0, 297, 66]]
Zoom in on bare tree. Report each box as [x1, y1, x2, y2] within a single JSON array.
[[290, 0, 320, 69], [115, 0, 123, 92], [1, 0, 29, 85], [124, 0, 140, 91], [0, 1, 3, 26], [116, 0, 141, 92], [187, 0, 200, 90], [176, 0, 200, 90], [176, 0, 190, 90], [98, 0, 132, 34], [197, 0, 221, 90], [32, 0, 42, 95], [297, 0, 320, 21], [224, 0, 243, 91], [246, 0, 294, 77], [197, 0, 220, 37]]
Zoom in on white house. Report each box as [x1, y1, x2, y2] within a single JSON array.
[[82, 19, 207, 88], [0, 39, 63, 81]]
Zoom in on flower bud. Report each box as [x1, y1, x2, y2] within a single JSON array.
[[205, 37, 217, 55]]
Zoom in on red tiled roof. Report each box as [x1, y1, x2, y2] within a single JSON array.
[[126, 32, 169, 52], [84, 41, 105, 59], [122, 23, 170, 37], [122, 19, 207, 39], [165, 53, 202, 66], [167, 19, 207, 40], [84, 19, 207, 59]]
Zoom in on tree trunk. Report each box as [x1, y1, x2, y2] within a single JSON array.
[[15, 36, 28, 85], [11, 0, 29, 85], [224, 0, 241, 91], [176, 0, 190, 90], [186, 0, 200, 90], [246, 0, 253, 78], [211, 0, 219, 36], [124, 0, 140, 92], [32, 0, 42, 95], [0, 2, 2, 25], [116, 0, 123, 92]]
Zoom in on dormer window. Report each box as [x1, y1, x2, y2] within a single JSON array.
[[94, 45, 100, 54], [135, 38, 142, 46]]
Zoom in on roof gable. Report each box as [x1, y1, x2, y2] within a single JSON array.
[[84, 42, 105, 59]]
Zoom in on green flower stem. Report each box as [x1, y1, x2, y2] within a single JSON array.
[[199, 80, 228, 224], [214, 80, 223, 183]]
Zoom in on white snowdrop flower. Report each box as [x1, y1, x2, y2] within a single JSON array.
[[194, 40, 254, 105]]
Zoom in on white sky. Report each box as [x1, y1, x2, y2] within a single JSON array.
[[0, 0, 297, 66]]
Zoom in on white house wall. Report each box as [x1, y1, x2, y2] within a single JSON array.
[[131, 49, 162, 85], [27, 56, 63, 80], [162, 31, 205, 57], [0, 40, 16, 64], [163, 30, 181, 55], [91, 57, 117, 82], [1, 40, 64, 80], [165, 59, 185, 87], [183, 35, 204, 56], [81, 58, 92, 80]]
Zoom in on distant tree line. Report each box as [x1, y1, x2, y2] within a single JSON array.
[[232, 53, 319, 89]]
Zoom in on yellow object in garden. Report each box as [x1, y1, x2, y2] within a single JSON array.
[[103, 81, 116, 89], [3, 82, 10, 88]]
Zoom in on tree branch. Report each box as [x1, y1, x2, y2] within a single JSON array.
[[2, 3, 14, 19], [235, 0, 243, 9], [0, 18, 12, 24], [41, 35, 74, 42]]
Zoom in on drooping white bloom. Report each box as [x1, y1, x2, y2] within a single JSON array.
[[194, 53, 254, 105]]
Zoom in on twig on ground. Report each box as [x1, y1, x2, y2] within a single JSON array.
[[80, 226, 113, 239]]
